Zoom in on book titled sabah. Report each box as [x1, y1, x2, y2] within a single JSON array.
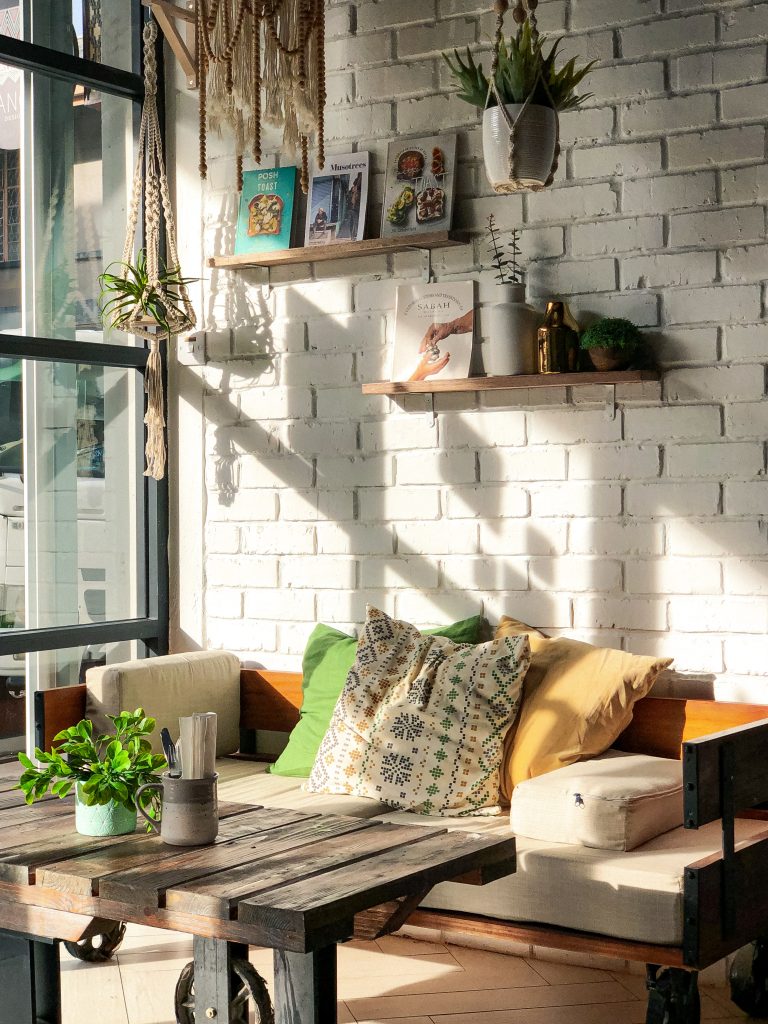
[[391, 281, 475, 383], [304, 152, 369, 247], [380, 133, 457, 238], [235, 166, 298, 255]]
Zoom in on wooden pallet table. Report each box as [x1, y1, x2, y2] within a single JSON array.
[[0, 792, 515, 1024]]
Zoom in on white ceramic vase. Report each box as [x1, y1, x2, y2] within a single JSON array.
[[482, 103, 558, 194], [485, 283, 540, 376]]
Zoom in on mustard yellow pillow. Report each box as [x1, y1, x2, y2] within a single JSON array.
[[496, 617, 672, 801]]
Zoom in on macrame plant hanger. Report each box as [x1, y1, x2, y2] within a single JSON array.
[[116, 18, 196, 480], [487, 0, 561, 192]]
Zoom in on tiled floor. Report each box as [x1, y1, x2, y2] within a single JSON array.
[[59, 924, 748, 1024]]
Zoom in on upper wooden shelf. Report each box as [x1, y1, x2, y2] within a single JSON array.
[[208, 231, 466, 270], [361, 370, 659, 395]]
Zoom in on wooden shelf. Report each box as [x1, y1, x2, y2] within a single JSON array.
[[361, 370, 659, 396], [208, 231, 466, 270]]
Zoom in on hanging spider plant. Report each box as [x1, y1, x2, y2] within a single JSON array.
[[99, 249, 196, 339]]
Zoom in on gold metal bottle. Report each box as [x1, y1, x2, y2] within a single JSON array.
[[537, 301, 579, 374]]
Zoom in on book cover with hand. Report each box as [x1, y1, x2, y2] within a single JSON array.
[[235, 167, 297, 254], [392, 282, 475, 383], [304, 152, 369, 246]]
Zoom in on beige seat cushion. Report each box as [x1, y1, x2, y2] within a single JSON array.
[[376, 808, 768, 945], [495, 617, 672, 797], [510, 750, 683, 851], [86, 652, 241, 756], [215, 758, 391, 818]]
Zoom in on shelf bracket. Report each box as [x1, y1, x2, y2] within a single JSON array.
[[143, 0, 197, 89], [420, 249, 434, 283], [603, 384, 616, 421]]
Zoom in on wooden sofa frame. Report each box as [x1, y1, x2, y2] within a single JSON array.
[[36, 670, 768, 1021]]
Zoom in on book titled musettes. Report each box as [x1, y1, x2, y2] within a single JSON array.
[[305, 152, 369, 247]]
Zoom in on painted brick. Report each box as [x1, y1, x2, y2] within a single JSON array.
[[315, 523, 394, 555], [665, 286, 762, 326], [361, 415, 438, 451], [568, 444, 660, 480], [571, 141, 663, 180], [666, 442, 763, 478], [674, 46, 766, 90], [623, 405, 722, 442], [721, 245, 768, 285], [670, 596, 768, 634], [359, 486, 441, 521], [244, 589, 316, 621], [529, 258, 617, 296], [623, 172, 717, 213], [667, 126, 766, 170], [240, 455, 314, 491], [572, 217, 663, 256], [568, 519, 665, 555], [242, 524, 315, 555], [721, 82, 768, 123], [723, 324, 768, 362], [584, 61, 665, 102], [529, 556, 622, 592], [724, 482, 768, 516], [445, 485, 529, 519], [625, 558, 722, 595], [316, 455, 393, 487], [239, 387, 313, 421], [356, 62, 435, 103], [397, 521, 479, 555], [206, 488, 278, 523], [721, 4, 768, 42], [528, 409, 621, 444], [357, 0, 434, 32], [625, 481, 720, 516], [326, 102, 392, 141], [528, 183, 617, 222], [206, 556, 278, 589], [279, 490, 355, 522], [727, 402, 768, 440], [721, 164, 768, 204], [622, 14, 715, 57], [286, 421, 358, 456], [520, 227, 566, 260], [205, 524, 240, 554], [724, 636, 768, 677], [441, 410, 526, 448], [325, 33, 393, 69], [558, 106, 615, 146], [280, 557, 357, 589], [397, 93, 477, 135], [207, 589, 243, 619], [623, 92, 716, 137], [652, 328, 719, 364], [664, 365, 765, 403], [667, 520, 768, 556], [571, 0, 660, 31], [395, 591, 489, 628], [440, 556, 528, 593], [482, 591, 572, 629], [480, 447, 568, 482], [479, 520, 568, 556], [396, 450, 477, 485], [622, 252, 717, 289], [529, 482, 622, 517], [360, 557, 440, 589], [574, 597, 668, 631], [723, 559, 768, 597], [670, 206, 764, 248], [455, 195, 524, 232], [307, 313, 386, 351]]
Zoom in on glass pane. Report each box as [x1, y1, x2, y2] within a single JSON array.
[[0, 55, 21, 329], [0, 1, 138, 74], [0, 639, 139, 757], [0, 360, 145, 634], [30, 73, 135, 343]]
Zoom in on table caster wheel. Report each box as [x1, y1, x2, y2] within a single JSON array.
[[64, 920, 126, 962], [646, 964, 700, 1023], [730, 940, 768, 1017], [175, 958, 274, 1024]]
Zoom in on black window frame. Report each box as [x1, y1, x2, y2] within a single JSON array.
[[0, 5, 169, 671]]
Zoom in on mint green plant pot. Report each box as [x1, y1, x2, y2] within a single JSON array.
[[75, 786, 137, 836]]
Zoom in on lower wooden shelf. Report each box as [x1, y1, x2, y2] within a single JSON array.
[[361, 369, 660, 396]]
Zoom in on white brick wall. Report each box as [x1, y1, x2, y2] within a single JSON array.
[[172, 0, 768, 694]]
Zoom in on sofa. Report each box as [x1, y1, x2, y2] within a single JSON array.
[[37, 649, 768, 1024]]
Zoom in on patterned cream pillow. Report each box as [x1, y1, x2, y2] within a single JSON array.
[[306, 607, 531, 816]]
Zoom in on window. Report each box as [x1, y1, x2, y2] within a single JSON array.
[[0, 2, 167, 758]]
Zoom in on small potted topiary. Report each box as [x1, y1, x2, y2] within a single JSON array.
[[579, 318, 646, 371], [17, 709, 167, 837]]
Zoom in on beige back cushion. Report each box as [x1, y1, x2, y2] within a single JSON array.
[[85, 651, 241, 756]]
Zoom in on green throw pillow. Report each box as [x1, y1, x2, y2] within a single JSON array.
[[270, 614, 485, 778]]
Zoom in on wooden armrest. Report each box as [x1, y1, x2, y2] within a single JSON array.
[[34, 685, 87, 752], [684, 717, 768, 828], [238, 669, 302, 755]]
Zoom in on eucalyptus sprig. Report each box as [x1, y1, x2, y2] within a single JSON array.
[[486, 215, 522, 285], [17, 708, 166, 812], [99, 249, 196, 338], [444, 22, 596, 112]]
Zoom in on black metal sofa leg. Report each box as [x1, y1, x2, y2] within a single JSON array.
[[730, 939, 768, 1018], [646, 964, 701, 1024]]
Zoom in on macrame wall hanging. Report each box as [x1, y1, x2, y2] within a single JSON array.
[[196, 0, 326, 193], [109, 19, 196, 480]]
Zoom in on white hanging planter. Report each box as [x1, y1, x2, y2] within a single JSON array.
[[482, 102, 559, 195]]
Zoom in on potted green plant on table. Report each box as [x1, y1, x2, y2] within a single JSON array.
[[444, 6, 595, 193], [17, 709, 166, 837], [579, 317, 646, 371]]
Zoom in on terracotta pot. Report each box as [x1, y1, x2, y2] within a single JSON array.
[[482, 103, 558, 194], [587, 346, 630, 371]]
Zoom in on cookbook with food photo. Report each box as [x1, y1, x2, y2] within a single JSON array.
[[380, 133, 457, 238], [235, 166, 298, 255]]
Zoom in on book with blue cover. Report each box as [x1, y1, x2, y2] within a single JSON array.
[[235, 167, 298, 254]]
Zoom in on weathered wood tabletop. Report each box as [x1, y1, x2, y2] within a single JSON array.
[[0, 790, 516, 1023]]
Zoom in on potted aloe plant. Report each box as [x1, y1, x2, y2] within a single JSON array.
[[17, 709, 166, 837], [444, 21, 595, 193]]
